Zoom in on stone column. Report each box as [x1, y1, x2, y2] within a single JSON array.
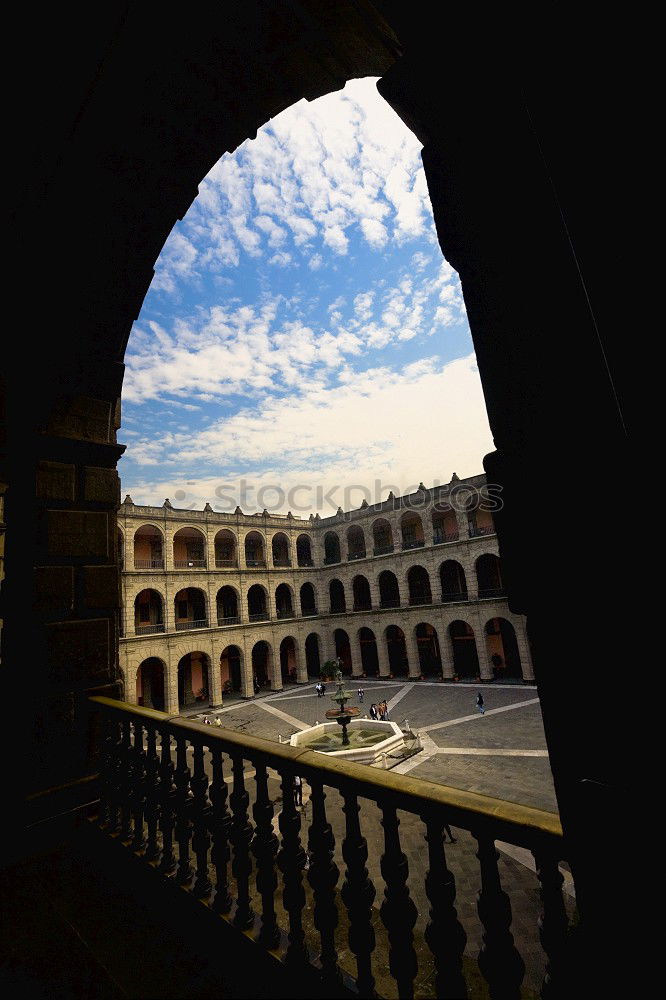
[[295, 640, 308, 684], [269, 638, 282, 691], [404, 626, 421, 679], [240, 636, 254, 699], [517, 620, 535, 682], [164, 649, 179, 714], [376, 630, 391, 677], [438, 623, 455, 680], [350, 629, 364, 679], [209, 651, 223, 708], [475, 619, 494, 681]]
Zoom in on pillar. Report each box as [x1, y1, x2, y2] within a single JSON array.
[[209, 654, 223, 708], [376, 632, 391, 678], [404, 627, 421, 679], [295, 641, 308, 684], [350, 630, 364, 679]]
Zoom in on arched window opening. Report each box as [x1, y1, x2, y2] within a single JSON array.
[[334, 629, 352, 675], [134, 589, 164, 635], [245, 531, 266, 567], [440, 560, 468, 602], [378, 570, 400, 609], [407, 565, 432, 606], [173, 527, 206, 569], [432, 505, 458, 544], [296, 534, 313, 567], [400, 512, 425, 550], [220, 645, 243, 693], [359, 627, 379, 677], [416, 623, 442, 677], [347, 524, 366, 561], [305, 633, 322, 675], [300, 582, 317, 616], [272, 532, 291, 567], [178, 652, 210, 708], [247, 584, 269, 621], [280, 637, 297, 684], [324, 531, 341, 565], [133, 525, 164, 570], [329, 579, 346, 614], [476, 554, 504, 598], [352, 575, 372, 611], [275, 583, 294, 619], [252, 641, 271, 690], [372, 518, 394, 556], [449, 621, 480, 680], [485, 618, 523, 681], [216, 585, 239, 625], [386, 625, 408, 677], [214, 528, 237, 567], [174, 587, 207, 630]]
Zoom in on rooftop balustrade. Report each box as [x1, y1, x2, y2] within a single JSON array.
[[88, 696, 571, 1000]]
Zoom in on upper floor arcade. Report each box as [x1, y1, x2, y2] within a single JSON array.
[[118, 472, 497, 575]]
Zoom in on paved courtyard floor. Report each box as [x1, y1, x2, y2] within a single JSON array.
[[179, 680, 575, 998]]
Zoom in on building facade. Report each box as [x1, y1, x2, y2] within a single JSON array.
[[118, 473, 533, 713]]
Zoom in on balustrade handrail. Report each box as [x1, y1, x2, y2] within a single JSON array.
[[373, 543, 394, 555], [401, 539, 425, 550], [347, 551, 366, 560], [88, 694, 568, 1000], [175, 619, 209, 631], [133, 558, 165, 569], [217, 615, 240, 626], [174, 559, 207, 568], [88, 695, 563, 844]]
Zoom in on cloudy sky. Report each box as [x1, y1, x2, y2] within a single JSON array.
[[118, 77, 494, 516]]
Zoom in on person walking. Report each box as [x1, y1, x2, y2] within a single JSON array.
[[476, 691, 485, 715], [369, 703, 377, 720], [357, 687, 364, 703], [293, 774, 303, 808]]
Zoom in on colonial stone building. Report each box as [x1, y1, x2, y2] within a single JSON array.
[[118, 472, 533, 713]]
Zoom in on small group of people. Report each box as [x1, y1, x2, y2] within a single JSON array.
[[369, 700, 389, 721], [201, 714, 222, 727], [315, 681, 327, 697]]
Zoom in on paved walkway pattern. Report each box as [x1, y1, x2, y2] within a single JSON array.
[[184, 680, 576, 998]]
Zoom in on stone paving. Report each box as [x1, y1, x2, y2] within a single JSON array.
[[180, 679, 575, 998]]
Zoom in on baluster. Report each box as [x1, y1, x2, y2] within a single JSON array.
[[130, 720, 147, 852], [229, 753, 255, 929], [107, 714, 124, 834], [475, 833, 525, 999], [276, 769, 308, 966], [174, 734, 193, 885], [119, 718, 133, 842], [98, 712, 116, 830], [307, 777, 341, 984], [191, 739, 213, 897], [423, 815, 468, 999], [533, 850, 570, 999], [251, 760, 280, 948], [379, 803, 418, 998], [143, 722, 161, 862], [158, 730, 177, 875], [340, 791, 376, 997], [209, 747, 233, 913]]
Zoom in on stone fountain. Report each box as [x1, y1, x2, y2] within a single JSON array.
[[289, 661, 405, 764]]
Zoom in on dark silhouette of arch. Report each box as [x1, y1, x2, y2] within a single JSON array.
[[134, 589, 164, 635], [378, 570, 400, 608], [275, 583, 294, 619], [247, 584, 268, 621], [352, 575, 372, 611], [416, 623, 442, 677], [372, 518, 394, 555], [407, 565, 432, 606], [305, 633, 322, 676], [296, 534, 313, 567], [485, 617, 523, 680], [476, 553, 503, 597], [449, 621, 480, 680], [300, 582, 317, 616], [216, 585, 239, 624], [359, 627, 379, 677], [386, 625, 408, 677], [329, 579, 346, 613], [440, 560, 468, 602], [334, 629, 352, 675], [324, 531, 341, 565], [136, 658, 165, 710]]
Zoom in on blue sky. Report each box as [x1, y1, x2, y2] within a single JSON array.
[[118, 78, 494, 516]]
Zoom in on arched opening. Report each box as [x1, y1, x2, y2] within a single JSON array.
[[359, 627, 379, 677], [174, 587, 207, 630], [334, 629, 352, 675], [272, 532, 291, 567], [214, 528, 237, 568], [300, 582, 317, 616], [173, 526, 206, 569], [440, 560, 468, 602], [400, 512, 425, 551], [280, 636, 298, 684], [407, 565, 432, 606], [324, 531, 341, 565], [378, 570, 400, 609], [305, 633, 322, 676], [386, 624, 408, 677], [133, 524, 164, 570], [275, 582, 294, 619], [416, 623, 442, 677], [449, 620, 480, 680], [467, 492, 496, 538], [352, 575, 372, 611], [133, 589, 164, 635], [216, 585, 239, 625], [296, 534, 313, 567], [244, 530, 266, 567], [432, 504, 458, 544], [136, 657, 165, 710], [485, 617, 523, 681], [247, 584, 269, 622], [220, 644, 243, 693], [347, 524, 366, 560], [177, 651, 210, 708], [329, 579, 346, 613], [251, 640, 272, 690], [476, 553, 504, 598], [372, 518, 394, 555]]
